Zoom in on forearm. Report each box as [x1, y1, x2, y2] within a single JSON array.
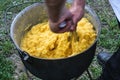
[[72, 0, 85, 11], [45, 0, 66, 22]]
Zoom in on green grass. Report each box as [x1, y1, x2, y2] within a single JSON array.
[[0, 13, 14, 80], [0, 54, 14, 80], [87, 0, 120, 52], [0, 31, 14, 79], [0, 40, 13, 55], [98, 7, 120, 52], [18, 73, 28, 80], [0, 1, 15, 78]]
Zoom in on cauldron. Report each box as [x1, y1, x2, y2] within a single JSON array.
[[10, 2, 101, 80]]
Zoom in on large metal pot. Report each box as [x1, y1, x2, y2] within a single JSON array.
[[10, 2, 101, 80]]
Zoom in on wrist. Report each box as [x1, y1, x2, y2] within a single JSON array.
[[73, 0, 85, 8], [45, 0, 66, 7], [45, 0, 66, 22]]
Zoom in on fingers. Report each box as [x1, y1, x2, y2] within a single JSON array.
[[49, 7, 84, 33], [70, 10, 84, 31], [49, 10, 73, 33], [49, 19, 72, 33], [58, 20, 73, 33]]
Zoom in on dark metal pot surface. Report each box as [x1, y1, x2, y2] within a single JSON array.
[[10, 2, 101, 80]]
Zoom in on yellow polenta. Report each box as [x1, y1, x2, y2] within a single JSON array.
[[20, 18, 96, 59]]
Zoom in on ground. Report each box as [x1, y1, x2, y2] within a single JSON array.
[[0, 0, 120, 80]]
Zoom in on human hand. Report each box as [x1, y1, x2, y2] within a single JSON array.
[[49, 7, 84, 33], [69, 2, 85, 31], [47, 0, 85, 33], [49, 7, 73, 33]]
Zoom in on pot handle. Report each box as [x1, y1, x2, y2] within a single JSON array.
[[9, 34, 30, 61], [17, 49, 29, 61]]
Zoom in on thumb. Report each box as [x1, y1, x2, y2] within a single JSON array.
[[70, 19, 77, 31], [70, 24, 77, 31]]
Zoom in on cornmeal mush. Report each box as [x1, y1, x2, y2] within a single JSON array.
[[20, 18, 96, 59]]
